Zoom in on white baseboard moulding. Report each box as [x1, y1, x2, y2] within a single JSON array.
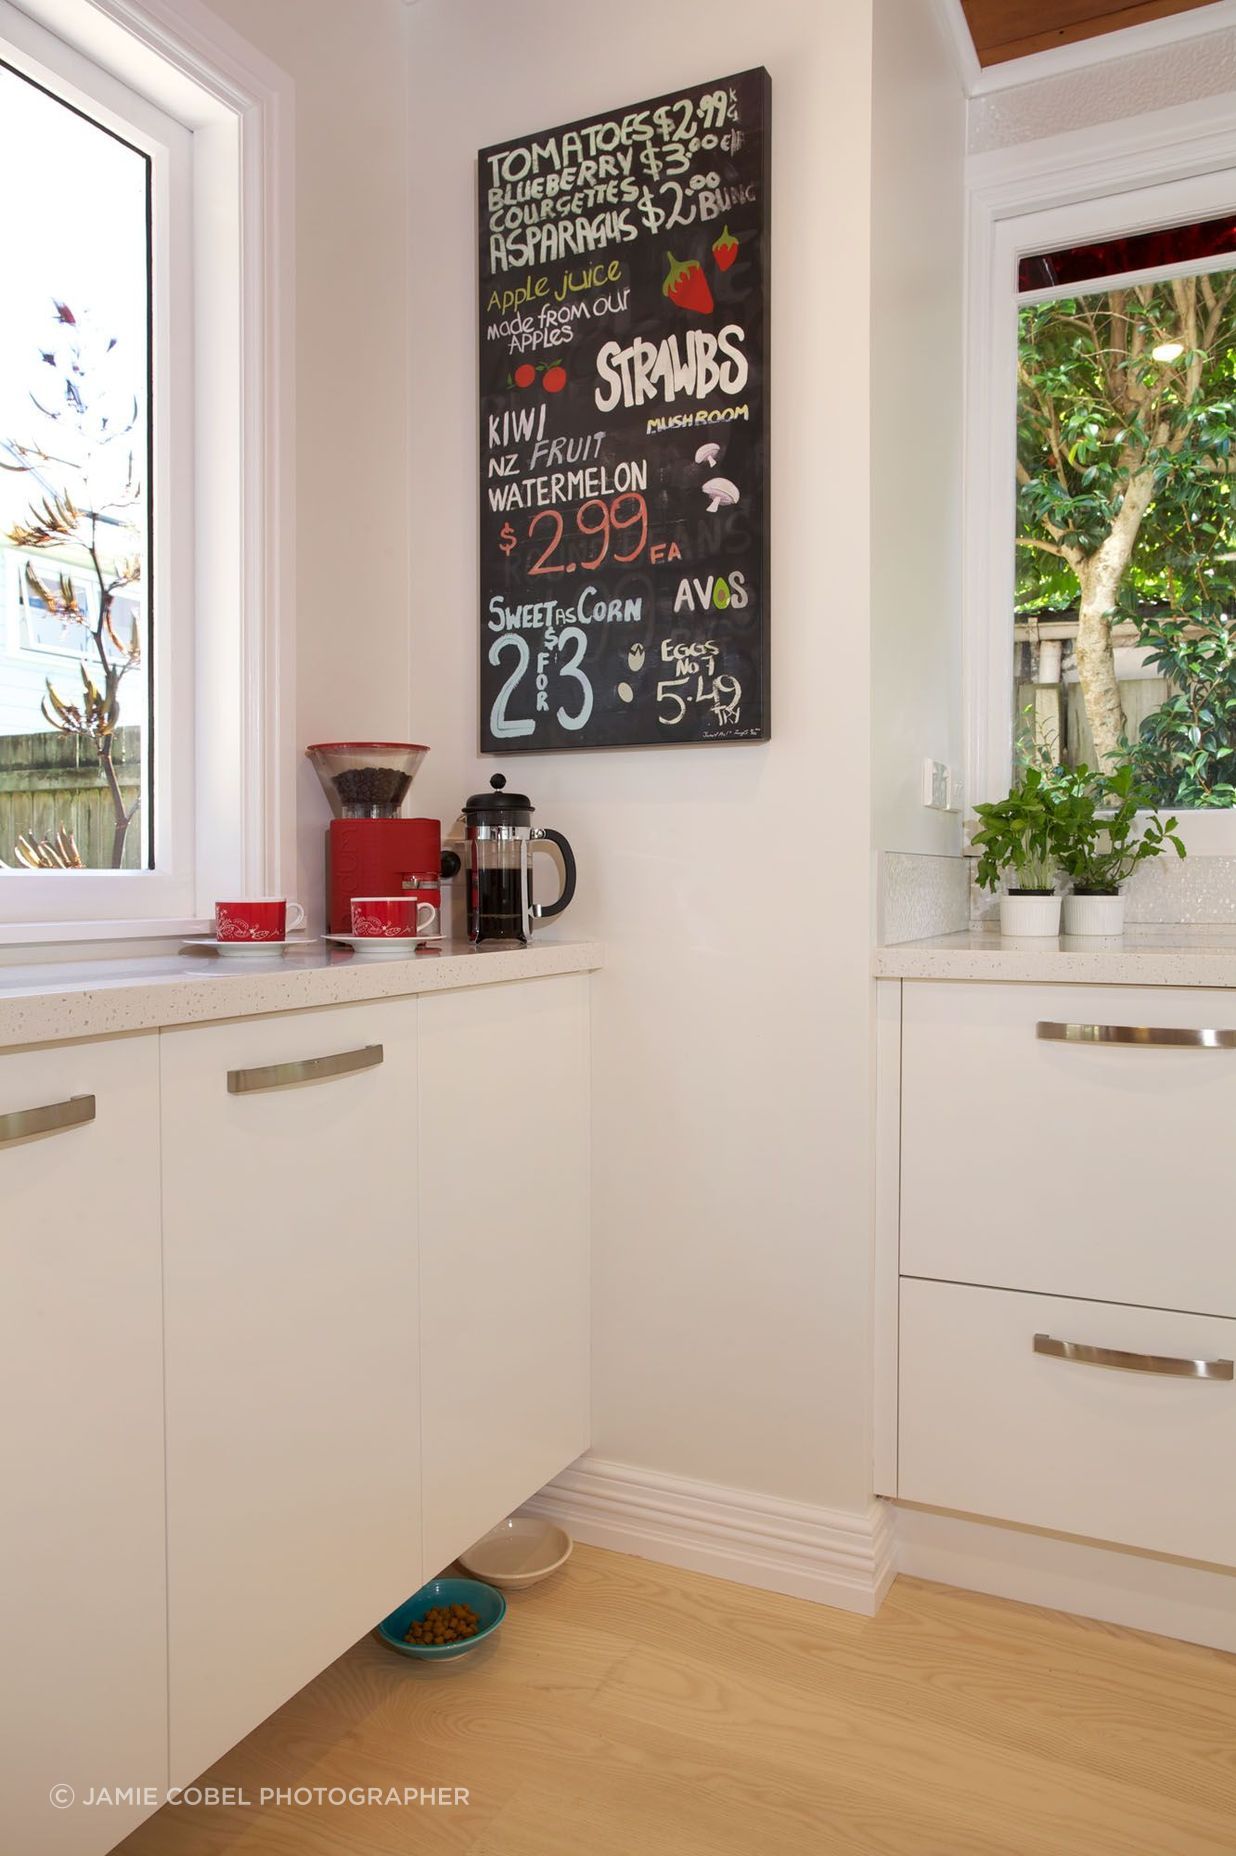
[[893, 1503, 1236, 1655], [522, 1454, 896, 1617], [523, 1456, 1236, 1650]]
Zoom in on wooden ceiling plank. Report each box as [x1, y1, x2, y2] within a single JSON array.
[[964, 0, 1221, 64], [966, 0, 1151, 45]]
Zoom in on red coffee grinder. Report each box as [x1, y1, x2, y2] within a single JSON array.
[[306, 742, 446, 936]]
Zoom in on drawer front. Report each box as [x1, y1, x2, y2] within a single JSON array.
[[901, 981, 1236, 1314], [898, 1277, 1236, 1565]]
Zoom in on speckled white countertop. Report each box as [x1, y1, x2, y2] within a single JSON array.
[[0, 937, 602, 1049], [874, 925, 1236, 987]]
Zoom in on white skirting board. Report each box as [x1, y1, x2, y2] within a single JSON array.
[[522, 1455, 896, 1616], [523, 1456, 1236, 1650], [894, 1504, 1236, 1654]]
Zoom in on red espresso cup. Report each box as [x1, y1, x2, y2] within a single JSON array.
[[350, 895, 437, 938], [215, 898, 306, 943]]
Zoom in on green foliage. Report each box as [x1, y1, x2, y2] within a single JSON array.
[[1124, 612, 1236, 807], [971, 766, 1061, 893], [1017, 277, 1236, 800], [1017, 284, 1236, 610], [1048, 761, 1185, 893], [974, 755, 1186, 894]]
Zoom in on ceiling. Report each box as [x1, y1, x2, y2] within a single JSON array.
[[960, 0, 1224, 65]]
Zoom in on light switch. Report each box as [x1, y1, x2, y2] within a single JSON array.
[[921, 758, 952, 812]]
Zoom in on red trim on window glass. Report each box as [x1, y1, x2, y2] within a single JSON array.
[[1020, 214, 1236, 294]]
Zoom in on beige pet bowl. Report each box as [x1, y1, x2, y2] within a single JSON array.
[[458, 1516, 573, 1589]]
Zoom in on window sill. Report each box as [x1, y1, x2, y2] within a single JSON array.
[[1160, 812, 1236, 857], [0, 916, 210, 958]]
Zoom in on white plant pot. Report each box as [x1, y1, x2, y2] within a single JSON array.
[[1063, 891, 1125, 936], [999, 891, 1061, 937]]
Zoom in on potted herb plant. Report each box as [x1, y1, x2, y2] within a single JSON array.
[[971, 766, 1064, 936], [1055, 763, 1185, 935]]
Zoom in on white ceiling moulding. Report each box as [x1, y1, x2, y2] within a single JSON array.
[[971, 28, 1236, 153], [930, 0, 982, 95]]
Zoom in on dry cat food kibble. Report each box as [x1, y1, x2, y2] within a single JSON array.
[[404, 1602, 480, 1646]]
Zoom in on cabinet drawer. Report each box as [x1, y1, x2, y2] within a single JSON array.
[[898, 1277, 1236, 1564], [901, 981, 1236, 1314]]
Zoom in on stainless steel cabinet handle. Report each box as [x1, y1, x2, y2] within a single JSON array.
[[0, 1094, 95, 1145], [1034, 1333, 1234, 1380], [1037, 1021, 1236, 1049], [227, 1045, 383, 1095]]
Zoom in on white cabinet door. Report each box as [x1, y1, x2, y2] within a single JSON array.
[[901, 981, 1236, 1314], [419, 975, 590, 1575], [161, 1000, 420, 1788], [899, 1277, 1236, 1565], [0, 1034, 166, 1856]]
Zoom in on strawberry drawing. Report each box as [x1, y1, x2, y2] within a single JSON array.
[[712, 226, 739, 272], [663, 253, 713, 316]]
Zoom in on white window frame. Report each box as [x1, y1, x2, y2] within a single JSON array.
[[964, 97, 1236, 853], [0, 0, 293, 942]]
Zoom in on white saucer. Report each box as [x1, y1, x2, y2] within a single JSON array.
[[327, 934, 443, 959], [182, 937, 317, 958]]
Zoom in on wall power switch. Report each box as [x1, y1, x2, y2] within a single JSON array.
[[921, 758, 954, 812]]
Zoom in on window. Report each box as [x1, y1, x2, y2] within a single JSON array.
[[0, 0, 291, 940], [0, 58, 153, 872], [1015, 225, 1236, 808], [965, 146, 1236, 847]]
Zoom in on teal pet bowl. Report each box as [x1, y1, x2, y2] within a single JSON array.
[[377, 1577, 506, 1661]]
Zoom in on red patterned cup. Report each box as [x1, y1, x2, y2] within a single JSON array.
[[215, 898, 305, 942], [351, 895, 436, 938]]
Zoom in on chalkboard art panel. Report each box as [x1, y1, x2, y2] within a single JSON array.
[[478, 68, 770, 752]]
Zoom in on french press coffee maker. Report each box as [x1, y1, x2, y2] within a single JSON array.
[[461, 775, 577, 945]]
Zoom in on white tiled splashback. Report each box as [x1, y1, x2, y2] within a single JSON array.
[[878, 854, 970, 945], [879, 850, 1236, 942], [969, 856, 1236, 928]]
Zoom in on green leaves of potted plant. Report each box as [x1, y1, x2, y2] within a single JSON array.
[[1054, 763, 1185, 935], [971, 766, 1063, 936]]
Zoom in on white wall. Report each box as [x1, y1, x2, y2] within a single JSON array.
[[407, 0, 882, 1514], [870, 0, 965, 854], [195, 0, 414, 917]]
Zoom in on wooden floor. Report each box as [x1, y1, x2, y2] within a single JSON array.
[[117, 1547, 1236, 1856]]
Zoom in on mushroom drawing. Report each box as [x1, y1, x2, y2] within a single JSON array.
[[701, 476, 740, 514], [694, 441, 721, 468]]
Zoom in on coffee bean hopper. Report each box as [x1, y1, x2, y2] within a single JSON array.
[[306, 742, 448, 936]]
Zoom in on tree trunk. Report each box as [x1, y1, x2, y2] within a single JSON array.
[[1073, 468, 1158, 769], [98, 740, 132, 869]]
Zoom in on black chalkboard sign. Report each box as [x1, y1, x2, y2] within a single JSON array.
[[478, 68, 770, 752]]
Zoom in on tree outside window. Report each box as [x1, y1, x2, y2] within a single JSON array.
[[1016, 250, 1236, 807], [0, 60, 150, 872]]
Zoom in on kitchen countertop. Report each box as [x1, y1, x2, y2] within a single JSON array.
[[874, 925, 1236, 987], [0, 937, 603, 1048]]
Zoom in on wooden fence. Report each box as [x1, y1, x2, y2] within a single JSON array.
[[0, 728, 143, 869], [1018, 677, 1169, 769]]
